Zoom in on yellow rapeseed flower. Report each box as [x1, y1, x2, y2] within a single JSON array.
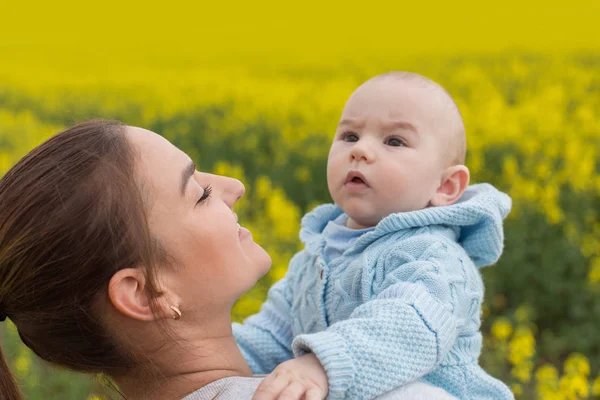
[[535, 364, 560, 399], [592, 375, 600, 397], [563, 353, 590, 378], [491, 318, 513, 341], [511, 360, 534, 383], [508, 326, 536, 366], [559, 374, 589, 399], [536, 364, 559, 382], [588, 257, 600, 284], [15, 354, 31, 376], [510, 383, 523, 397]]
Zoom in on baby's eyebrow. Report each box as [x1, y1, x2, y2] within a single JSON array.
[[338, 118, 364, 129], [385, 120, 418, 134]]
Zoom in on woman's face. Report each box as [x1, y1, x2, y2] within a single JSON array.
[[126, 126, 271, 316]]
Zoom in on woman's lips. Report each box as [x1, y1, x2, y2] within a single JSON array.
[[238, 223, 251, 239]]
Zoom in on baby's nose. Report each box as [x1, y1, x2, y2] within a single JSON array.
[[350, 141, 375, 162]]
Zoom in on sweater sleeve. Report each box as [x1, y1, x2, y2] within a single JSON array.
[[291, 253, 460, 400], [233, 273, 295, 374]]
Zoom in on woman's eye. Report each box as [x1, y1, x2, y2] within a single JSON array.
[[342, 132, 359, 142], [196, 184, 212, 205], [386, 137, 406, 147]]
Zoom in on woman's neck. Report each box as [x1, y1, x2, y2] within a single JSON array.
[[115, 320, 252, 400]]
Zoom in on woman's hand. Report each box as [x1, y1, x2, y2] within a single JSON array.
[[252, 353, 328, 400]]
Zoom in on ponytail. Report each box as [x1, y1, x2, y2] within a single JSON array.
[[0, 343, 22, 400]]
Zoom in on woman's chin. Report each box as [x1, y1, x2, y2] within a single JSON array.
[[257, 249, 273, 276], [244, 243, 272, 277]]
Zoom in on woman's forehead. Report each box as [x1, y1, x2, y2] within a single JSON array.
[[125, 126, 190, 192], [126, 126, 185, 164]]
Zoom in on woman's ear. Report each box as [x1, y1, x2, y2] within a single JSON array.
[[108, 268, 156, 321], [430, 165, 470, 207], [108, 268, 183, 322]]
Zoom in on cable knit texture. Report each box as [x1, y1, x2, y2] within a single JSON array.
[[233, 184, 514, 400]]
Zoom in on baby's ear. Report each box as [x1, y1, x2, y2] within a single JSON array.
[[430, 165, 470, 207]]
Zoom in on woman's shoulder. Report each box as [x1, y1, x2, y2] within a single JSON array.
[[182, 377, 458, 400], [181, 376, 263, 400]]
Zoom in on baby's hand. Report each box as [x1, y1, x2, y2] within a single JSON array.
[[252, 353, 328, 400]]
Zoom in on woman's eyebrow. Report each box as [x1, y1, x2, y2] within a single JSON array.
[[180, 160, 196, 197]]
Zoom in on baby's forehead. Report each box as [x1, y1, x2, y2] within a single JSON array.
[[347, 77, 455, 125], [373, 74, 452, 106], [348, 73, 466, 163]]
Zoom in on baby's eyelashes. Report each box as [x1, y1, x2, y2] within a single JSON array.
[[341, 131, 359, 142], [384, 137, 407, 147], [338, 131, 408, 147]]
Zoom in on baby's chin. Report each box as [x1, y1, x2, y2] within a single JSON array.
[[345, 206, 422, 229], [340, 205, 383, 229], [345, 213, 380, 230]]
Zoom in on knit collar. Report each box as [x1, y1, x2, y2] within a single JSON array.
[[299, 183, 511, 268]]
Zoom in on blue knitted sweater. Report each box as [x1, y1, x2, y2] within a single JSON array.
[[233, 184, 514, 400]]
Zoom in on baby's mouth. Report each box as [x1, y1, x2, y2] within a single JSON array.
[[344, 171, 369, 187]]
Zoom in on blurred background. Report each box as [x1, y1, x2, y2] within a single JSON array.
[[1, 0, 599, 398]]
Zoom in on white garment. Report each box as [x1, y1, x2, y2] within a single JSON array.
[[181, 375, 459, 400], [376, 381, 459, 399]]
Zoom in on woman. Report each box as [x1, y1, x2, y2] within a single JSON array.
[[0, 120, 457, 399]]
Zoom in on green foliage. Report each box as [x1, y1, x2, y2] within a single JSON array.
[[1, 53, 600, 398]]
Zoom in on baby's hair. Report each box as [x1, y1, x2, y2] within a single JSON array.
[[370, 71, 466, 166]]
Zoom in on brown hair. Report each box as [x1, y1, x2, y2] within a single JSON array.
[[0, 120, 165, 399]]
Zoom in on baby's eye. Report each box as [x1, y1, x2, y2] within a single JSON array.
[[342, 132, 359, 142], [385, 137, 406, 147]]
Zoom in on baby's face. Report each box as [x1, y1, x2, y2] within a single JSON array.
[[327, 77, 455, 228]]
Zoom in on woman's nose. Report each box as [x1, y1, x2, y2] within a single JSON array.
[[220, 176, 245, 209]]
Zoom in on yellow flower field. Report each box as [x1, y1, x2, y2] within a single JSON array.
[[0, 1, 599, 398]]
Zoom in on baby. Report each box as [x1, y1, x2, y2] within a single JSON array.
[[234, 72, 514, 400]]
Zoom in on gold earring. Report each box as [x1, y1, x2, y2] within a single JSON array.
[[170, 305, 182, 320]]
